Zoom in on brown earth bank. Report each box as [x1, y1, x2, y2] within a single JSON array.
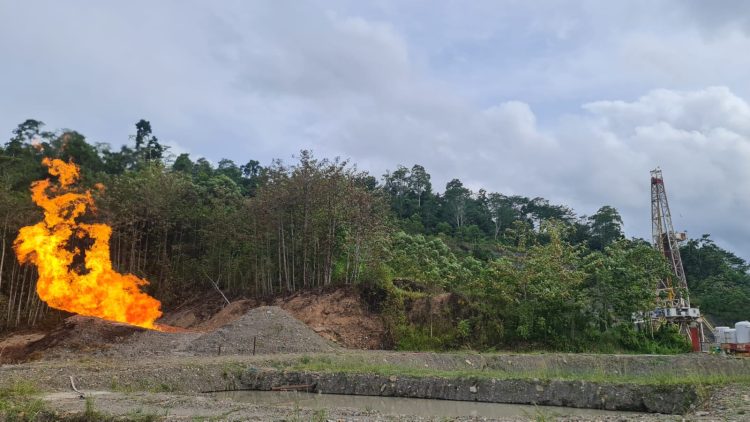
[[0, 287, 384, 362], [156, 286, 387, 349]]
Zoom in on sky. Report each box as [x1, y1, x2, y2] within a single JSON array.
[[2, 1, 750, 258]]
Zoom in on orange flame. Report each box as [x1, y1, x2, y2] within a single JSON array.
[[13, 158, 162, 329]]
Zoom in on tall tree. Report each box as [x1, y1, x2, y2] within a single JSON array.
[[443, 179, 471, 228], [408, 164, 431, 208], [383, 165, 411, 218], [588, 206, 624, 250], [132, 119, 164, 162]]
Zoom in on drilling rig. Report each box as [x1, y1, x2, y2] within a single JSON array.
[[648, 168, 712, 351]]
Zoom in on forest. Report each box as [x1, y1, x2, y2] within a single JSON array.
[[1, 119, 748, 353]]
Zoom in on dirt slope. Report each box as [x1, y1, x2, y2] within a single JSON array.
[[147, 287, 385, 349], [274, 288, 385, 349]]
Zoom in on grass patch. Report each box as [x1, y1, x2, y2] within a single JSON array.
[[0, 381, 46, 421], [0, 381, 40, 399], [286, 355, 750, 386], [109, 378, 178, 394]]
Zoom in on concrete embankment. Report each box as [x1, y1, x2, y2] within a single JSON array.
[[5, 353, 744, 415], [239, 369, 700, 414]]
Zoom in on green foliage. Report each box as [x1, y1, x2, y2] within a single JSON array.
[[613, 324, 692, 354], [587, 205, 624, 250], [385, 223, 694, 354], [583, 240, 667, 331], [2, 118, 746, 355], [395, 324, 446, 351], [386, 232, 478, 287], [681, 235, 750, 325], [461, 222, 588, 348]]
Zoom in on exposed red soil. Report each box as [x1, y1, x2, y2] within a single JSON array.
[[273, 288, 386, 349]]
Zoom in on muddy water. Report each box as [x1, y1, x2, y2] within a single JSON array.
[[214, 390, 637, 419]]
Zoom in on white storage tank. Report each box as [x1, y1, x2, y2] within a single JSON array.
[[735, 321, 750, 344], [725, 329, 738, 344], [715, 326, 729, 344]]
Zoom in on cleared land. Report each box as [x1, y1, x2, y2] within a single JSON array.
[[1, 298, 749, 421]]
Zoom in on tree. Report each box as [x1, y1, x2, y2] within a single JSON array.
[[443, 179, 471, 228], [132, 119, 164, 162], [217, 159, 243, 184], [486, 193, 521, 240], [408, 164, 431, 208], [471, 222, 586, 347], [239, 159, 265, 196], [383, 165, 411, 218], [172, 153, 194, 173], [588, 206, 624, 250], [680, 235, 750, 325], [7, 119, 51, 155], [523, 197, 574, 229], [583, 240, 666, 331], [53, 131, 104, 174], [243, 151, 387, 292]]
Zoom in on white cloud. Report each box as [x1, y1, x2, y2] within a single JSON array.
[[559, 87, 750, 253], [2, 1, 750, 258]]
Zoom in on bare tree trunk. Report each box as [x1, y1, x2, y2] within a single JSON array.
[[0, 217, 7, 293], [280, 219, 289, 291], [290, 218, 295, 292], [352, 228, 362, 282], [129, 223, 137, 273], [6, 261, 17, 325], [15, 265, 29, 327], [302, 197, 309, 288]]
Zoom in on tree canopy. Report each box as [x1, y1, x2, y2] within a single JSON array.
[[0, 118, 744, 354]]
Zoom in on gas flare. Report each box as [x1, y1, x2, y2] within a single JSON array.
[[14, 158, 162, 329]]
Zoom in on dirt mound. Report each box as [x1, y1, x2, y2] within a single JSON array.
[[275, 288, 385, 349], [5, 305, 337, 362], [187, 306, 339, 355], [0, 332, 46, 362], [156, 295, 257, 330], [4, 315, 149, 361], [196, 299, 258, 331], [108, 305, 337, 358], [104, 328, 202, 359]]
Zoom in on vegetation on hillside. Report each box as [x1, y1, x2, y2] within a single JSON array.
[[1, 119, 747, 353]]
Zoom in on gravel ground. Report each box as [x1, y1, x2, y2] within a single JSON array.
[[185, 306, 339, 355], [698, 385, 750, 420]]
